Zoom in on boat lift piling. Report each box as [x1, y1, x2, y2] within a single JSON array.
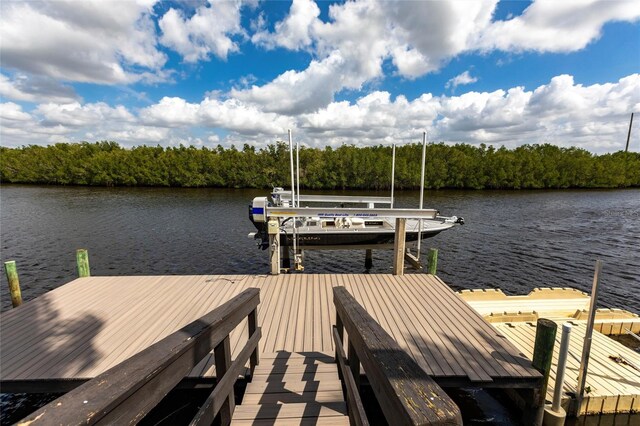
[[390, 143, 396, 209], [393, 218, 407, 275], [268, 219, 280, 275], [416, 132, 427, 260], [288, 129, 303, 271], [402, 133, 430, 271]]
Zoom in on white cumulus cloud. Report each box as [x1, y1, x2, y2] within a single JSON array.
[[1, 70, 637, 154], [244, 0, 639, 114], [0, 0, 166, 84], [477, 0, 640, 53], [252, 0, 320, 50], [0, 73, 79, 104], [446, 71, 479, 91], [158, 0, 246, 62]]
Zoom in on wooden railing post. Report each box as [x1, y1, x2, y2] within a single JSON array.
[[333, 326, 369, 426], [348, 340, 360, 390], [248, 306, 259, 373], [214, 335, 234, 426], [335, 312, 344, 359], [335, 311, 344, 381]]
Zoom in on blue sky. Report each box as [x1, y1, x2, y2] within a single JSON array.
[[1, 0, 639, 152]]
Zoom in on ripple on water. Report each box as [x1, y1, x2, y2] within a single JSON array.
[[1, 186, 638, 311]]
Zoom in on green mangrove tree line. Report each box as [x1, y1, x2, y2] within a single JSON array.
[[1, 141, 638, 189]]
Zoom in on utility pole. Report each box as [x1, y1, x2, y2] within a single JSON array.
[[626, 112, 634, 152]]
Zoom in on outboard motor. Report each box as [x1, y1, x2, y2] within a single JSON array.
[[248, 197, 270, 249]]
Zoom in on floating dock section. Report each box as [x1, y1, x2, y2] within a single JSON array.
[[461, 288, 640, 415]]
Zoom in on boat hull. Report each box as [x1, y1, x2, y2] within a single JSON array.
[[278, 229, 445, 247]]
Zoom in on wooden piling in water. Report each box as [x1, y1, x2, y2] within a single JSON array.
[[532, 318, 557, 425], [365, 249, 373, 269], [282, 246, 291, 269], [392, 218, 406, 276], [76, 249, 91, 278], [427, 248, 438, 274], [4, 261, 23, 308]]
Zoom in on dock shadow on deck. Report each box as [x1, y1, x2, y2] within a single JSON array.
[[0, 274, 541, 394], [0, 285, 106, 392]]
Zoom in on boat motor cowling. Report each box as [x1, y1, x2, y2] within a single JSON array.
[[250, 197, 268, 223]]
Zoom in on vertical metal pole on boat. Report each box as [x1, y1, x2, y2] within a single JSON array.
[[289, 129, 295, 207], [288, 129, 297, 268], [295, 138, 303, 270], [390, 143, 396, 208], [416, 132, 427, 257], [552, 323, 572, 412], [296, 139, 300, 207], [575, 260, 602, 415]]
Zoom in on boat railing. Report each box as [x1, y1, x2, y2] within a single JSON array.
[[267, 206, 439, 219], [280, 194, 393, 206], [333, 286, 462, 425], [19, 288, 262, 426]]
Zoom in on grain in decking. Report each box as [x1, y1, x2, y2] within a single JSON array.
[[0, 273, 541, 393]]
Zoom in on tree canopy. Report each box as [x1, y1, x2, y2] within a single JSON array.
[[1, 141, 638, 190]]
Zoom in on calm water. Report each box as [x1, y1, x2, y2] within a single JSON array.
[[1, 185, 639, 424], [1, 185, 638, 312]]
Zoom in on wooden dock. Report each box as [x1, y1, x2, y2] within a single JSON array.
[[231, 351, 349, 425], [0, 273, 541, 394]]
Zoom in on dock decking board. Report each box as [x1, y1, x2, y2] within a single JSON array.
[[494, 321, 640, 414], [232, 351, 348, 425], [0, 274, 540, 392]]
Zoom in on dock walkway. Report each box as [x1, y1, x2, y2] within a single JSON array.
[[231, 351, 348, 425], [0, 274, 540, 394]]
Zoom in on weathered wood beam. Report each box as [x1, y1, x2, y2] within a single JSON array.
[[333, 286, 462, 425], [333, 326, 369, 426], [190, 327, 262, 426]]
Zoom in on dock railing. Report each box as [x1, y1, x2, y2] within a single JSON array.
[[18, 288, 261, 426], [333, 286, 462, 426]]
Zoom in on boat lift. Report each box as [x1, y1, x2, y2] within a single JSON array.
[[263, 205, 446, 276], [259, 130, 461, 274]]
